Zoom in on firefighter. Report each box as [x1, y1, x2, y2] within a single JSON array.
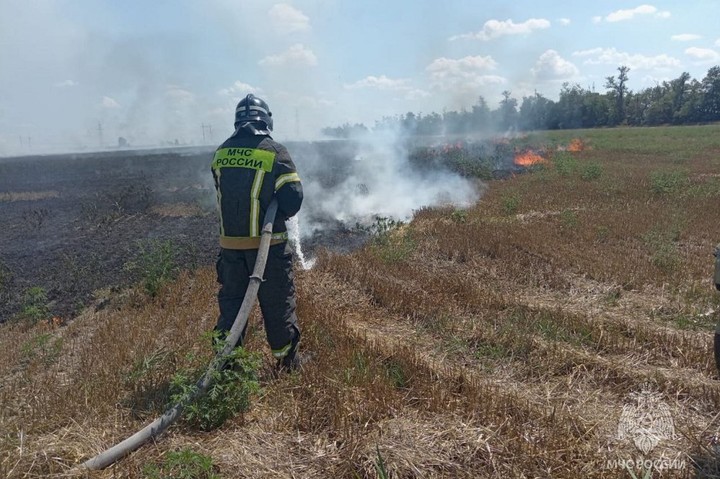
[[211, 94, 303, 371]]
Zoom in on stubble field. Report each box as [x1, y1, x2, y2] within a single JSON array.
[[2, 125, 720, 478]]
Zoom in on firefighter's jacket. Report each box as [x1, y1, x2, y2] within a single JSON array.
[[211, 125, 303, 249]]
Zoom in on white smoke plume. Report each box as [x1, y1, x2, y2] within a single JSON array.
[[290, 127, 481, 238]]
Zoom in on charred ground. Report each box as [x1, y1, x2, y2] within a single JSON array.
[[0, 138, 515, 322]]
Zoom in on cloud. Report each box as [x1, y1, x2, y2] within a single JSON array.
[[218, 81, 263, 97], [259, 43, 318, 67], [275, 92, 335, 109], [592, 16, 602, 24], [343, 75, 429, 101], [685, 47, 720, 62], [558, 18, 571, 26], [426, 55, 505, 90], [101, 96, 120, 109], [572, 47, 680, 70], [715, 38, 720, 47], [449, 18, 550, 41], [602, 4, 670, 22], [54, 79, 78, 88], [404, 89, 430, 100], [268, 3, 310, 33], [671, 34, 701, 41], [531, 50, 579, 81], [344, 75, 411, 91]]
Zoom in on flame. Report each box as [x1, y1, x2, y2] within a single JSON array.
[[567, 138, 585, 152], [514, 151, 546, 167]]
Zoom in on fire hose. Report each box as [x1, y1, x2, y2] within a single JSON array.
[[79, 199, 279, 470]]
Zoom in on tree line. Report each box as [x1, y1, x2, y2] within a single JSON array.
[[322, 65, 720, 137]]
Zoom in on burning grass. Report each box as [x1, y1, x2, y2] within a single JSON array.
[[3, 125, 720, 477]]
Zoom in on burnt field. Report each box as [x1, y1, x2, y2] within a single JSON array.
[[0, 147, 220, 322], [0, 137, 504, 322]]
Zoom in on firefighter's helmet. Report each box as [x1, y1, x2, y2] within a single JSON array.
[[234, 94, 273, 131]]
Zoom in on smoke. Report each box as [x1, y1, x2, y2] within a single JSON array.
[[291, 127, 481, 238]]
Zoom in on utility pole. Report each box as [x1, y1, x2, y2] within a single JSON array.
[[97, 122, 104, 148], [19, 136, 23, 148], [201, 123, 213, 143]]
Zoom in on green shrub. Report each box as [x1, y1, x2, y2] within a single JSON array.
[[124, 239, 180, 296], [579, 162, 603, 181], [21, 333, 63, 365], [642, 229, 680, 272], [169, 344, 261, 431], [649, 169, 689, 195], [375, 445, 389, 479], [143, 448, 220, 479], [451, 209, 468, 223], [553, 153, 577, 177], [501, 193, 521, 215], [560, 209, 578, 228], [367, 216, 416, 264], [383, 359, 408, 389], [18, 286, 50, 323]]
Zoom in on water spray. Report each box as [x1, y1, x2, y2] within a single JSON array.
[[287, 216, 315, 270]]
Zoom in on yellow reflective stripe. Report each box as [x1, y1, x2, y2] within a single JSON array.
[[220, 232, 288, 250], [215, 169, 225, 236], [249, 170, 265, 237], [272, 342, 292, 358], [212, 148, 275, 172], [275, 172, 301, 191]]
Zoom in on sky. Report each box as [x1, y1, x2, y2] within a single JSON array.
[[1, 0, 719, 155]]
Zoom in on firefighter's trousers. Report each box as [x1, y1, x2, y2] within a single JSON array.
[[215, 242, 300, 359]]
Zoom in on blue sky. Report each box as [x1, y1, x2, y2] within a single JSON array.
[[1, 0, 719, 154]]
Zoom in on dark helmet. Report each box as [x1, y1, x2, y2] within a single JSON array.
[[234, 94, 273, 131]]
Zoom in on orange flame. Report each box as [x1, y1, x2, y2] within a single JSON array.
[[567, 138, 585, 152], [514, 151, 546, 167]]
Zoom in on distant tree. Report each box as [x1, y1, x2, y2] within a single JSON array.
[[519, 92, 553, 131], [550, 83, 584, 129], [416, 112, 443, 135], [321, 122, 369, 138], [605, 65, 630, 125], [319, 65, 720, 136], [677, 79, 704, 123], [701, 66, 720, 121], [470, 96, 491, 131], [582, 90, 610, 127], [401, 112, 418, 134], [497, 90, 519, 131], [669, 72, 691, 123], [443, 110, 464, 135]]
